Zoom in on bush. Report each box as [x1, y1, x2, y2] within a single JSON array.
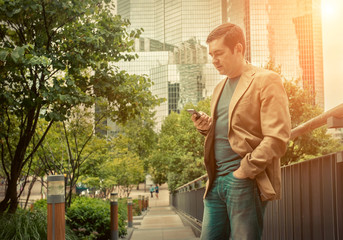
[[67, 196, 127, 239], [0, 197, 133, 239], [0, 208, 77, 240], [118, 198, 128, 220], [132, 199, 141, 216], [0, 208, 46, 240], [33, 198, 47, 211]]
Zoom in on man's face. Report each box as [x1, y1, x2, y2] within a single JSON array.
[[208, 36, 241, 78]]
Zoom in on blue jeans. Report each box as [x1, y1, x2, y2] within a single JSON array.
[[200, 172, 267, 240]]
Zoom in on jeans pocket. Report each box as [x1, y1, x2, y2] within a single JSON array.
[[227, 172, 253, 189], [229, 171, 250, 181]]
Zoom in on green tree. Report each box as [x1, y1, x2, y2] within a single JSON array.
[[0, 0, 158, 213], [83, 134, 145, 198], [76, 108, 159, 198], [264, 61, 343, 164], [35, 106, 112, 207], [149, 99, 210, 191], [116, 109, 159, 172], [281, 78, 343, 164]]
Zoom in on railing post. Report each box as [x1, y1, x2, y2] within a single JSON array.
[[127, 197, 133, 228], [110, 193, 118, 240], [47, 175, 65, 240]]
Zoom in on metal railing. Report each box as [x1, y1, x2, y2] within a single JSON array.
[[170, 104, 343, 239], [263, 151, 343, 240], [290, 103, 343, 139]]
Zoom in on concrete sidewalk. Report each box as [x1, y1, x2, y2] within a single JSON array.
[[129, 185, 199, 240]]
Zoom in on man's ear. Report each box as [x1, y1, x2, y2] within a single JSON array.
[[235, 43, 243, 54]]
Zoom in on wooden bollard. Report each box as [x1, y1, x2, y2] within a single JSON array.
[[142, 195, 146, 211], [110, 193, 118, 240], [138, 195, 142, 212], [127, 197, 133, 228], [47, 175, 65, 240], [146, 196, 149, 208]]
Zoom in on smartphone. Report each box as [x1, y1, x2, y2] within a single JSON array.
[[187, 109, 201, 120]]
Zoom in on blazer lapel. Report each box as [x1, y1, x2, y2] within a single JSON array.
[[228, 64, 256, 128]]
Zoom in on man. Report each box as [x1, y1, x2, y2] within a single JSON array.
[[191, 23, 291, 239], [150, 185, 155, 198], [155, 185, 159, 199]]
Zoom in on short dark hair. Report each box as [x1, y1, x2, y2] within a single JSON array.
[[206, 23, 246, 55]]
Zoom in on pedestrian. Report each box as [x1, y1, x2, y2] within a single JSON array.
[[154, 185, 159, 199], [150, 185, 155, 198], [190, 22, 291, 240]]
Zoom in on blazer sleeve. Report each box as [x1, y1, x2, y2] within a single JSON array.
[[240, 72, 291, 178]]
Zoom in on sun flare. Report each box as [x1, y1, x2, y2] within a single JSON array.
[[321, 1, 338, 21]]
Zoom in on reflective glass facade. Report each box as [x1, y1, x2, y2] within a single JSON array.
[[116, 0, 225, 131], [151, 64, 209, 130], [117, 0, 156, 39], [227, 0, 324, 107], [152, 0, 222, 45], [114, 0, 324, 132]]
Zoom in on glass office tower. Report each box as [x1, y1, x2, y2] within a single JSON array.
[[113, 0, 324, 133], [117, 0, 156, 39], [227, 0, 324, 107], [116, 0, 225, 131]]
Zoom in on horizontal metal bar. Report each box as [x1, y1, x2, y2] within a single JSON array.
[[291, 103, 343, 139]]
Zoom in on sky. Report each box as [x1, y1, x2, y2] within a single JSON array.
[[321, 0, 343, 111]]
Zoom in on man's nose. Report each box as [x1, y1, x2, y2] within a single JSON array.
[[212, 57, 218, 64]]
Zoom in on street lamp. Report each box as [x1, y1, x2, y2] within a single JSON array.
[[110, 193, 118, 240], [138, 195, 142, 212], [47, 175, 65, 240], [110, 192, 118, 203], [127, 197, 133, 228]]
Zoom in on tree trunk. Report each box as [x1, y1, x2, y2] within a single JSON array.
[[66, 178, 73, 208], [0, 175, 19, 214], [0, 126, 32, 214], [24, 176, 37, 209], [0, 109, 52, 214]]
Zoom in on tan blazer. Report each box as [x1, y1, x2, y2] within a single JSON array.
[[202, 63, 291, 201]]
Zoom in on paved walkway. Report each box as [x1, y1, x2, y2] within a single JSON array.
[[129, 185, 199, 240]]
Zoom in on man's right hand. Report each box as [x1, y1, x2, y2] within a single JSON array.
[[191, 111, 212, 132]]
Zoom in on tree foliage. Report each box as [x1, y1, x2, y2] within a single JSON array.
[[0, 0, 159, 213], [75, 108, 158, 198], [264, 61, 343, 165], [148, 99, 210, 191], [115, 109, 159, 171], [33, 106, 114, 207], [79, 134, 145, 198]]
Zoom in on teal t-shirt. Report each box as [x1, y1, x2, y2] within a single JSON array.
[[214, 76, 242, 176]]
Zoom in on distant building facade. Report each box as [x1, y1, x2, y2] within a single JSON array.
[[115, 0, 226, 131], [227, 0, 324, 107], [111, 0, 324, 132]]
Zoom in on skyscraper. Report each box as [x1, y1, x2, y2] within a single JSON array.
[[113, 0, 324, 132], [115, 0, 225, 131], [227, 0, 324, 107]]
